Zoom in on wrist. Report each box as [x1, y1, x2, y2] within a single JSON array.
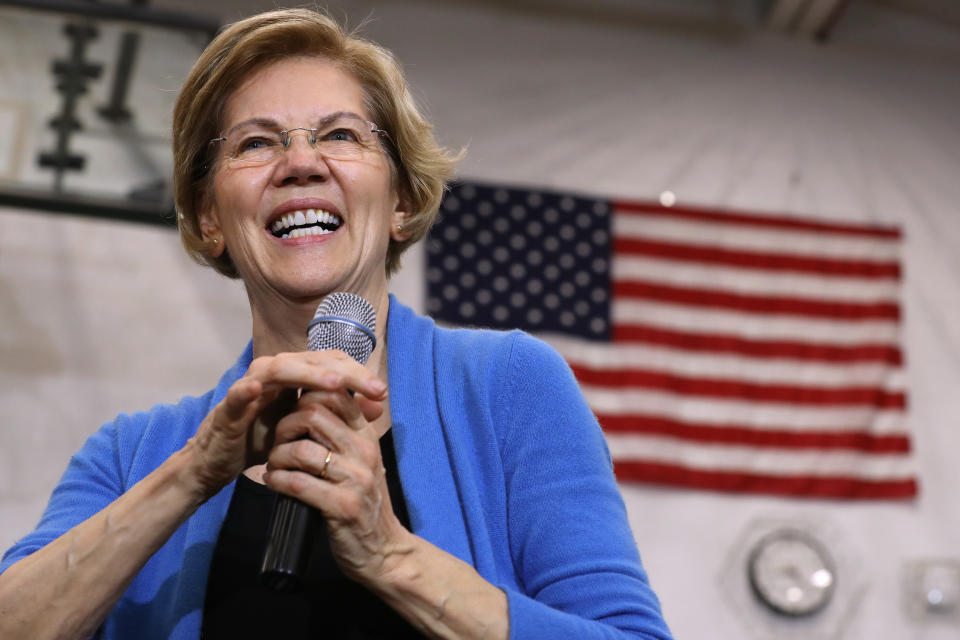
[[170, 440, 223, 507], [363, 531, 509, 640], [376, 526, 421, 585]]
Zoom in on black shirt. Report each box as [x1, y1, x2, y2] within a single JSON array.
[[201, 430, 425, 639]]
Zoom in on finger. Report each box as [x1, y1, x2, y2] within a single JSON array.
[[248, 387, 300, 453], [264, 453, 381, 514], [221, 377, 264, 424], [273, 402, 359, 456], [209, 377, 271, 445], [266, 439, 355, 482], [269, 416, 382, 477], [297, 389, 365, 425], [273, 403, 334, 450], [188, 377, 270, 493], [291, 389, 381, 437], [263, 457, 392, 537], [247, 351, 388, 399]]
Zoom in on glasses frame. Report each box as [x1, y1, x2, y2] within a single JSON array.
[[208, 117, 389, 168]]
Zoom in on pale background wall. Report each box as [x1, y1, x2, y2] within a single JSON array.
[[1, 1, 959, 638]]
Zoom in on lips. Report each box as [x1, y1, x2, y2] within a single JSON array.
[[268, 208, 343, 239]]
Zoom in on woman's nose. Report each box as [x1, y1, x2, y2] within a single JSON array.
[[276, 130, 329, 185]]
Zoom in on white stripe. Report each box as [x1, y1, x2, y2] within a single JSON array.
[[545, 334, 907, 388], [612, 299, 901, 344], [614, 213, 900, 262], [605, 432, 916, 479], [614, 255, 901, 302], [582, 385, 906, 433]]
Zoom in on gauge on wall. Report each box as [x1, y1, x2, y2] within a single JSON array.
[[747, 528, 837, 617]]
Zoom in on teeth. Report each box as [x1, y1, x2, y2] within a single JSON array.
[[286, 226, 334, 239], [271, 209, 342, 236]]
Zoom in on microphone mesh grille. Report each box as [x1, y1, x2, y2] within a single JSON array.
[[307, 293, 377, 365]]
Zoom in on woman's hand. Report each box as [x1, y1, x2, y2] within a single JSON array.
[[184, 350, 388, 500], [190, 350, 508, 640], [262, 385, 410, 584]]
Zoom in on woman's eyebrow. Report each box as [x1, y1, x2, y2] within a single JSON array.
[[224, 111, 369, 136], [317, 110, 366, 124], [222, 117, 281, 136]]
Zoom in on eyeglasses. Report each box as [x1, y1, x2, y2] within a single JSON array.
[[209, 113, 388, 167]]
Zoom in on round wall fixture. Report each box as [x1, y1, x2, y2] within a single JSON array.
[[747, 528, 837, 617]]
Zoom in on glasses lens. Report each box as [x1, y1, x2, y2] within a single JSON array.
[[314, 116, 378, 160], [225, 126, 283, 166]]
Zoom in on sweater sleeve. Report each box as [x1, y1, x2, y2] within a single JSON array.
[[1, 416, 126, 575], [494, 333, 672, 640]]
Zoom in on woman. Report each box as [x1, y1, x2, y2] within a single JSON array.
[[0, 9, 672, 640]]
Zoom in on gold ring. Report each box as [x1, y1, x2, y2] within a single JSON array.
[[319, 450, 334, 479]]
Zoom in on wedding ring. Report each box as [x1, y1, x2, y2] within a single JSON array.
[[319, 450, 334, 479]]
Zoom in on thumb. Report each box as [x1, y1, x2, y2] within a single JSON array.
[[356, 394, 385, 422]]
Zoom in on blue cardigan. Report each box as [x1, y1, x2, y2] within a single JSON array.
[[2, 297, 672, 639]]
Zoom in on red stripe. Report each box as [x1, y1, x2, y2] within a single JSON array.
[[571, 365, 906, 408], [614, 236, 901, 279], [598, 413, 911, 452], [615, 279, 901, 320], [612, 200, 902, 239], [613, 461, 918, 499], [612, 322, 903, 364]]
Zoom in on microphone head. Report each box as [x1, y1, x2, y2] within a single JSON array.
[[307, 293, 377, 365]]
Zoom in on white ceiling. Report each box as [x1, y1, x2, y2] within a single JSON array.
[[148, 0, 960, 40]]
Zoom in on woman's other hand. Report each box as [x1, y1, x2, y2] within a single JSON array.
[[262, 385, 408, 584], [183, 350, 388, 499]]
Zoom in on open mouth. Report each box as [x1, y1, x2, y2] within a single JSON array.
[[270, 209, 343, 239]]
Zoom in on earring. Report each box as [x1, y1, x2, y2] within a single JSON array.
[[396, 224, 404, 232], [212, 238, 220, 245]]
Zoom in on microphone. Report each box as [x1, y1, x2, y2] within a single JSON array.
[[259, 292, 377, 592]]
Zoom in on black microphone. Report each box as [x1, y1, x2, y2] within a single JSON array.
[[259, 292, 377, 592]]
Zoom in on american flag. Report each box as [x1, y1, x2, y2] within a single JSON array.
[[426, 181, 917, 500]]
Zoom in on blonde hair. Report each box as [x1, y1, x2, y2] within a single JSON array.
[[172, 8, 461, 277]]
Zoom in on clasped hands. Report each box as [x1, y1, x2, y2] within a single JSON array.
[[184, 350, 409, 583]]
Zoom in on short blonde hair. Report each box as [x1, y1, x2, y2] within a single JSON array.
[[173, 8, 461, 277]]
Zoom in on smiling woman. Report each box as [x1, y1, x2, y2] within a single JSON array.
[[0, 8, 672, 640], [197, 56, 409, 348]]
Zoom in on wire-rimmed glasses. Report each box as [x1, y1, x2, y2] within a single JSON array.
[[209, 112, 388, 167]]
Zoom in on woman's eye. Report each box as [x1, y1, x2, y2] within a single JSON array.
[[237, 137, 275, 153], [324, 128, 359, 143]]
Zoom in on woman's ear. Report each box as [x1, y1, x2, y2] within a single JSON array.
[[390, 195, 412, 242], [199, 206, 225, 257], [390, 220, 410, 242]]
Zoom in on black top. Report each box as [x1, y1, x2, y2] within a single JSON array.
[[201, 430, 425, 639]]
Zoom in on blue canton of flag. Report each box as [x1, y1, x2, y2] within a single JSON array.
[[426, 181, 613, 340]]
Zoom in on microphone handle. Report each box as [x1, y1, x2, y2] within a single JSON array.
[[260, 493, 317, 592]]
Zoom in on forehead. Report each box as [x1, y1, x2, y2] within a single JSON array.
[[223, 56, 369, 128]]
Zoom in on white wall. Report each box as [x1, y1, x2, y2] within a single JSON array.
[[2, 1, 959, 638]]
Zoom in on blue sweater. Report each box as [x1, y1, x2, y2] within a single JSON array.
[[2, 297, 672, 639]]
